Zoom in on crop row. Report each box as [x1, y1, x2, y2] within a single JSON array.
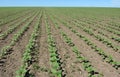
[[107, 22, 120, 30], [16, 12, 41, 77], [51, 11, 120, 46], [70, 17, 120, 45], [67, 12, 120, 35], [56, 16, 120, 70], [52, 13, 120, 53], [111, 36, 120, 43], [0, 11, 37, 40], [0, 9, 35, 26], [76, 24, 120, 52], [0, 12, 39, 59], [50, 15, 103, 77], [45, 15, 63, 77]]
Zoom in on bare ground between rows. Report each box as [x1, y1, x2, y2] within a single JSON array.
[[60, 15, 120, 62], [86, 24, 120, 46], [0, 15, 25, 34], [0, 14, 39, 77], [84, 18, 120, 46], [0, 10, 34, 34], [87, 18, 120, 41], [76, 17, 120, 46], [0, 12, 36, 50], [59, 14, 120, 46], [62, 14, 120, 47], [35, 15, 50, 77], [72, 23, 120, 62], [48, 16, 88, 77], [56, 20, 120, 77]]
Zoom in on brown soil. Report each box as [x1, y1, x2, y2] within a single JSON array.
[[86, 23, 120, 46], [49, 18, 88, 77], [35, 14, 50, 77], [58, 15, 120, 62], [57, 13, 120, 47], [0, 10, 34, 34], [61, 13, 120, 47], [0, 9, 120, 77], [82, 18, 120, 46], [73, 25, 120, 62], [56, 19, 120, 77], [0, 11, 37, 50], [83, 17, 120, 42], [0, 12, 39, 77]]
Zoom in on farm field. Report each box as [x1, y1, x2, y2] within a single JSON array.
[[0, 7, 120, 77]]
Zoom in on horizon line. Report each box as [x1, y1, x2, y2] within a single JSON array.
[[0, 6, 120, 8]]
